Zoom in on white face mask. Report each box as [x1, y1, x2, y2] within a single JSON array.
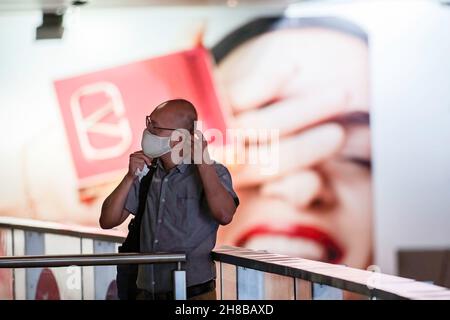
[[141, 129, 172, 158]]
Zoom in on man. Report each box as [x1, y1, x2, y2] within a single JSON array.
[[99, 99, 239, 300]]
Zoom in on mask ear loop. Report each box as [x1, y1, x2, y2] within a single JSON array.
[[170, 129, 192, 163], [170, 128, 190, 145]]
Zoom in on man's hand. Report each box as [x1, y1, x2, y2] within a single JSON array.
[[100, 150, 151, 229], [127, 150, 153, 180], [191, 130, 212, 165]]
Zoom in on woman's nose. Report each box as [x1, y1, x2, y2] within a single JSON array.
[[260, 168, 337, 211]]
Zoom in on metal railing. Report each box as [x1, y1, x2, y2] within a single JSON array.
[[1, 218, 449, 300], [212, 246, 450, 300], [0, 252, 187, 300], [0, 216, 126, 243]]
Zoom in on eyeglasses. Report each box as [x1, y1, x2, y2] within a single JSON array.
[[146, 115, 177, 131]]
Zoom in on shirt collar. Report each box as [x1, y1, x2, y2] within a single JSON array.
[[176, 156, 191, 173], [156, 157, 190, 174]]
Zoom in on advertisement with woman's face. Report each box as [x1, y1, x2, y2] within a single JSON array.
[[0, 13, 372, 273], [213, 17, 372, 270]]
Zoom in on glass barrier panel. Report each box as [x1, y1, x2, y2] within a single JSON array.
[[220, 262, 237, 300]]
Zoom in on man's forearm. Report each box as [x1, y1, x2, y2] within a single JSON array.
[[196, 164, 236, 225], [99, 174, 135, 229]]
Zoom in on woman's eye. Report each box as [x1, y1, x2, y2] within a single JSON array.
[[347, 157, 372, 170]]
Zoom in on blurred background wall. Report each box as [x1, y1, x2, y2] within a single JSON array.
[[0, 0, 449, 288], [284, 0, 450, 276]]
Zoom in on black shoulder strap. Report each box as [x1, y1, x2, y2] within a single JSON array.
[[127, 159, 157, 252], [135, 159, 158, 224], [121, 159, 157, 252]]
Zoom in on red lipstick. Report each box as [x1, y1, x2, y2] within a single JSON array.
[[235, 224, 344, 264]]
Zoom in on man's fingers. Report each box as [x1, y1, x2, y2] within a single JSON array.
[[142, 154, 153, 165], [230, 123, 345, 188], [234, 90, 349, 139], [131, 158, 145, 165], [129, 158, 146, 173], [130, 153, 152, 166]]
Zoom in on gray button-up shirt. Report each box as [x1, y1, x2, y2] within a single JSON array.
[[124, 160, 239, 294]]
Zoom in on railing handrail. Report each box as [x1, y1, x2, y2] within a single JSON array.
[[0, 252, 186, 268], [0, 216, 126, 242], [212, 246, 450, 300]]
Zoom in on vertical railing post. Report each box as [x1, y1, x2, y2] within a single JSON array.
[[173, 262, 186, 300]]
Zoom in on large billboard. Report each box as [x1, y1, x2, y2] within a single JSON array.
[[50, 16, 372, 271], [0, 2, 387, 300]]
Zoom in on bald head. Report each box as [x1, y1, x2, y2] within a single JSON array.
[[151, 99, 198, 133]]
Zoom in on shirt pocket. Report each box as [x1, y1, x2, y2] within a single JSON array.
[[175, 192, 200, 233]]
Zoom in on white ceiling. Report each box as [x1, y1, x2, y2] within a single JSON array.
[[0, 0, 306, 11]]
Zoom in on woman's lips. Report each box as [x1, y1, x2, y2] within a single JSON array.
[[235, 224, 344, 264]]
